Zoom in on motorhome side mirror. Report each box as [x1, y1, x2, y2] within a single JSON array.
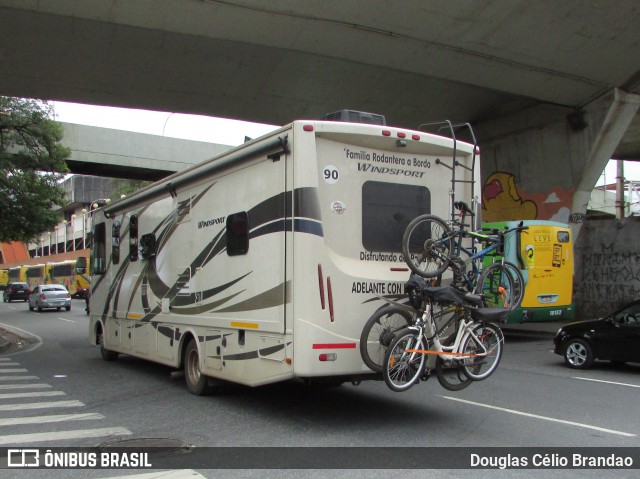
[[139, 233, 157, 260], [76, 257, 87, 274]]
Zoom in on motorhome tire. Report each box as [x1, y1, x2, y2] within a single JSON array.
[[98, 330, 118, 361], [185, 339, 211, 395]]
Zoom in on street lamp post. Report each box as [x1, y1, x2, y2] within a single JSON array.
[[71, 213, 77, 251], [81, 208, 87, 249]]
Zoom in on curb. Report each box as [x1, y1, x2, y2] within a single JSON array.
[[0, 334, 12, 354]]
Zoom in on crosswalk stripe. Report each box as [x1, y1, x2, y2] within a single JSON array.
[[0, 376, 39, 381], [0, 413, 105, 426], [0, 391, 65, 400], [0, 400, 84, 411], [0, 383, 52, 390], [0, 358, 12, 362], [0, 427, 132, 444], [0, 363, 21, 366], [0, 369, 28, 373]]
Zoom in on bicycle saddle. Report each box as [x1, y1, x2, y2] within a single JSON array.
[[470, 307, 510, 323], [405, 275, 469, 306], [454, 201, 474, 216]]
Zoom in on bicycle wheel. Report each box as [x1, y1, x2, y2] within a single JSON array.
[[402, 215, 453, 278], [460, 322, 504, 381], [383, 329, 426, 392], [476, 262, 524, 311], [360, 306, 414, 372], [435, 355, 473, 391], [435, 332, 473, 391]]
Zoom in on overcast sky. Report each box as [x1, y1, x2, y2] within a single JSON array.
[[51, 101, 638, 187]]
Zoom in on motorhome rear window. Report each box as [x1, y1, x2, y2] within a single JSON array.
[[362, 182, 430, 252]]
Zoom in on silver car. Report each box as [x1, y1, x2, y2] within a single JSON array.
[[28, 285, 71, 312]]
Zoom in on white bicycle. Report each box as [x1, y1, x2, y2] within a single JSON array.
[[382, 284, 508, 392]]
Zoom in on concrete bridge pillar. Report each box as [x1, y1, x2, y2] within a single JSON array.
[[476, 88, 640, 240]]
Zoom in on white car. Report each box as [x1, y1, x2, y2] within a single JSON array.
[[28, 285, 71, 312]]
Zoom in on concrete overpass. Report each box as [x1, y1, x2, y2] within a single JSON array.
[[1, 0, 640, 231], [61, 122, 232, 181]]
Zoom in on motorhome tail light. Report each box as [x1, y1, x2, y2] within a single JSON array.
[[327, 277, 335, 322], [412, 134, 420, 141], [382, 130, 391, 137], [317, 264, 325, 310], [397, 132, 406, 138], [319, 353, 337, 362], [303, 125, 314, 132]]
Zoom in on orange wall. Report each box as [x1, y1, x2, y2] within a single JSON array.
[[0, 242, 30, 264]]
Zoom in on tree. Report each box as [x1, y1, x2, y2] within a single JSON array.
[[0, 97, 71, 243]]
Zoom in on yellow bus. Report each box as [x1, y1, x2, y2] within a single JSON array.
[[484, 220, 574, 323], [46, 259, 89, 296], [0, 269, 8, 288]]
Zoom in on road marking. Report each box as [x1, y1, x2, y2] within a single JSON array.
[[0, 383, 52, 390], [0, 427, 131, 445], [0, 400, 83, 411], [0, 369, 28, 373], [439, 395, 636, 437], [0, 358, 12, 361], [0, 391, 65, 400], [58, 318, 75, 323], [0, 376, 39, 381], [0, 412, 104, 426], [0, 363, 21, 366], [574, 376, 640, 389], [96, 471, 207, 479]]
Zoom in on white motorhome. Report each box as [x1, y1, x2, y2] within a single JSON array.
[[88, 112, 476, 394]]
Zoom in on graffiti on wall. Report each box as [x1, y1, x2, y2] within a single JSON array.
[[482, 171, 574, 223], [578, 246, 640, 315]]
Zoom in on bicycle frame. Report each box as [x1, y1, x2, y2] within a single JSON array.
[[448, 227, 502, 291], [402, 302, 491, 362]]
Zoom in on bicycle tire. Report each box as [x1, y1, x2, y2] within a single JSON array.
[[402, 215, 453, 278], [435, 355, 473, 391], [382, 329, 426, 392], [461, 322, 504, 381], [475, 261, 525, 311], [360, 306, 414, 372], [435, 332, 473, 391]]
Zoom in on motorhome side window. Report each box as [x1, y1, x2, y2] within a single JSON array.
[[112, 221, 121, 265], [129, 215, 138, 262], [227, 212, 249, 256], [362, 181, 430, 252], [91, 222, 107, 275]]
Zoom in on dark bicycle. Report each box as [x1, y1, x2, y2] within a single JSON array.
[[401, 201, 527, 311]]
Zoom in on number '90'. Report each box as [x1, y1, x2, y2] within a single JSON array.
[[323, 166, 339, 184]]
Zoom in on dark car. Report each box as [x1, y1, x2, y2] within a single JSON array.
[[554, 299, 640, 369], [3, 282, 31, 303]]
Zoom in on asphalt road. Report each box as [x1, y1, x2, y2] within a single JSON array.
[[1, 300, 639, 479]]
